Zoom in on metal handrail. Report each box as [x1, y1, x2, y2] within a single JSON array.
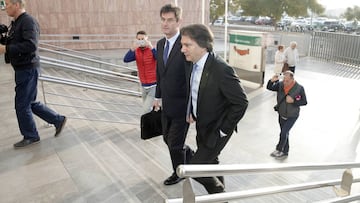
[[39, 47, 136, 72], [39, 42, 102, 59], [44, 92, 138, 106], [39, 74, 142, 124], [176, 162, 360, 178], [38, 46, 143, 124], [41, 56, 139, 83], [166, 178, 360, 203], [39, 74, 141, 97], [164, 162, 360, 203], [45, 102, 140, 116]]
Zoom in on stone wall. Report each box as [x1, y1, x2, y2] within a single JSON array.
[[0, 0, 209, 50]]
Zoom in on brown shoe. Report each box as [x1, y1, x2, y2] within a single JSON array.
[[55, 116, 67, 137]]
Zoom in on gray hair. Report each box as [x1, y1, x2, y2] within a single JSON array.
[[290, 41, 297, 46], [283, 70, 294, 79]]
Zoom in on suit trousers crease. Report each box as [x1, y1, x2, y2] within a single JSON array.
[[162, 114, 189, 172], [190, 133, 232, 193]]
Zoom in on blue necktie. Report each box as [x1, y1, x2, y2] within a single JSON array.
[[163, 40, 170, 64]]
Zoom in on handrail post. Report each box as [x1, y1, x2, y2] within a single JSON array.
[[183, 178, 195, 203], [333, 168, 353, 197]]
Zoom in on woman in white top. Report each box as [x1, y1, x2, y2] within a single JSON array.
[[274, 45, 285, 75]]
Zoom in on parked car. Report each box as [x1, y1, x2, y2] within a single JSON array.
[[322, 20, 344, 32], [245, 16, 257, 24], [310, 20, 324, 31], [255, 16, 273, 25], [343, 21, 358, 33], [213, 19, 223, 26], [290, 19, 309, 32]]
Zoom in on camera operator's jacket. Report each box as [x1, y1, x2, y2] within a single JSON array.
[[267, 79, 307, 118], [5, 12, 40, 70], [123, 47, 157, 86]]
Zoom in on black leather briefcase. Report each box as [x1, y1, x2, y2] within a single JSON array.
[[140, 109, 163, 140]]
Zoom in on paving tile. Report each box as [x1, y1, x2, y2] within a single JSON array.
[[1, 55, 360, 202]]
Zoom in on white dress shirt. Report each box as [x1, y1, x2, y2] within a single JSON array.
[[164, 31, 180, 58], [191, 53, 208, 117]]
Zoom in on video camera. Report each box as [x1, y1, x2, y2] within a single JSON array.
[[0, 23, 8, 45]]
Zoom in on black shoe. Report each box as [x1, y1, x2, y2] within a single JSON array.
[[270, 150, 280, 157], [14, 138, 40, 149], [163, 173, 184, 185], [55, 116, 67, 137], [274, 152, 288, 160], [206, 184, 225, 194], [217, 176, 225, 185]]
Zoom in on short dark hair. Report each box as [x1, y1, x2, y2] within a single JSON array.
[[180, 24, 214, 52], [160, 4, 182, 22], [136, 30, 147, 36], [10, 0, 26, 8]]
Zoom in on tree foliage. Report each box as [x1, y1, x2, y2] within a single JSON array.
[[210, 0, 325, 23], [342, 6, 360, 21], [210, 0, 242, 22], [240, 0, 324, 22]]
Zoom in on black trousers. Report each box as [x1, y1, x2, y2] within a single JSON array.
[[189, 134, 232, 193], [161, 114, 190, 173]]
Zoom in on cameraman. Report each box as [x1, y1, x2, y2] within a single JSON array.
[[0, 0, 66, 148], [123, 30, 157, 113]]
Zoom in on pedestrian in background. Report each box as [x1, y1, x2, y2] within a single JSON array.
[[267, 71, 307, 159], [123, 30, 157, 113], [274, 45, 285, 75], [0, 0, 67, 148], [284, 41, 299, 74]]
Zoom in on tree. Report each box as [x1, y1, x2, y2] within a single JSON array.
[[210, 0, 242, 23], [342, 6, 360, 21], [239, 0, 324, 23]]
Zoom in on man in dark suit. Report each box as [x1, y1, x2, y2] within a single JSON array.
[[153, 4, 191, 185], [180, 24, 248, 194]]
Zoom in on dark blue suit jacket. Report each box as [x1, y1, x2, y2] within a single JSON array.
[[155, 36, 190, 118]]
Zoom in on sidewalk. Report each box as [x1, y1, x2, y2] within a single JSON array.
[[0, 57, 360, 202]]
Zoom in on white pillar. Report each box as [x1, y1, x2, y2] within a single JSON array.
[[224, 0, 228, 61]]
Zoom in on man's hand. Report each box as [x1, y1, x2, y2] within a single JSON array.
[[145, 40, 153, 49], [286, 95, 294, 103], [271, 75, 279, 82], [131, 41, 139, 51], [153, 99, 161, 111], [0, 45, 6, 54], [186, 114, 195, 124]]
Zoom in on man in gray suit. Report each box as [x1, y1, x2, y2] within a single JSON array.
[[180, 24, 248, 194], [153, 4, 191, 185]]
